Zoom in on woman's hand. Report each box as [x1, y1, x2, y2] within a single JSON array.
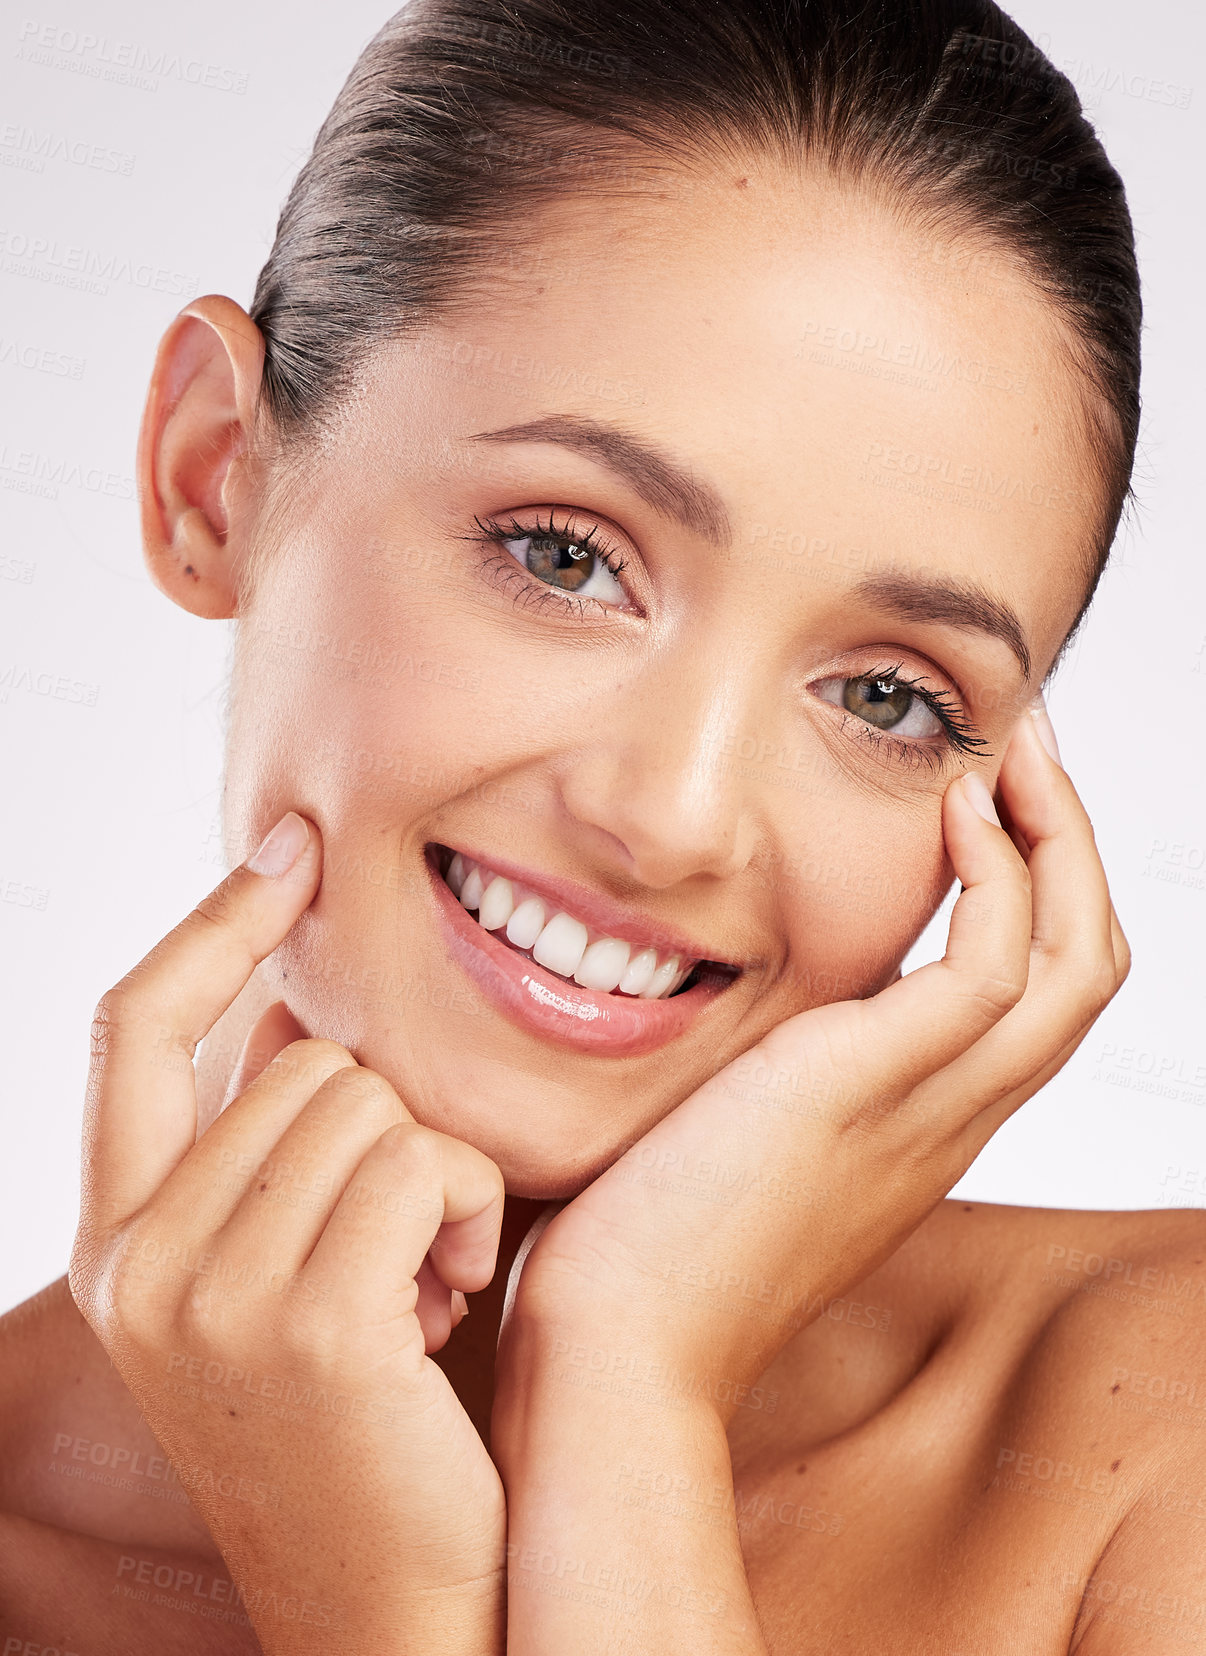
[[491, 706, 1130, 1655], [69, 812, 507, 1656], [500, 704, 1131, 1402]]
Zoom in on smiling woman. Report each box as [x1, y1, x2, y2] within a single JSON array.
[[1, 0, 1202, 1653]]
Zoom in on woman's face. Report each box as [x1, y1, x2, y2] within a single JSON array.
[[213, 161, 1099, 1197]]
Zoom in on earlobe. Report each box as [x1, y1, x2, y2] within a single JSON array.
[[137, 294, 267, 621]]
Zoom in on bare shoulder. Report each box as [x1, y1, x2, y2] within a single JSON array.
[[729, 1200, 1206, 1654], [964, 1198, 1206, 1391], [0, 1276, 78, 1472], [928, 1197, 1206, 1438], [978, 1202, 1206, 1653]]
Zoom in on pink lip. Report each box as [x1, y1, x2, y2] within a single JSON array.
[[424, 846, 739, 1057]]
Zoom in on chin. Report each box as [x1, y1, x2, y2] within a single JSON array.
[[415, 1092, 650, 1201]]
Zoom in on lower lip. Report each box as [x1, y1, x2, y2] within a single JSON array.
[[423, 845, 737, 1057]]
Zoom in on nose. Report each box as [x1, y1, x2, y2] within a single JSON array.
[[550, 640, 765, 890]]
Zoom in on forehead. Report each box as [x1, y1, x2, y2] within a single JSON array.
[[354, 159, 1101, 678]]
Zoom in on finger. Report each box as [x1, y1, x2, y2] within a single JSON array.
[[947, 892, 1131, 1161], [394, 1259, 471, 1358], [996, 712, 1115, 967], [222, 999, 310, 1105], [415, 1255, 461, 1356], [207, 1062, 409, 1271], [764, 764, 1032, 1105], [302, 1118, 505, 1314], [80, 812, 322, 1236], [948, 1003, 1103, 1166], [140, 1037, 359, 1240], [905, 713, 1126, 1125], [954, 902, 1130, 1170], [1109, 902, 1132, 984]]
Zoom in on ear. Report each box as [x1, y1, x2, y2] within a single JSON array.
[[136, 293, 267, 620]]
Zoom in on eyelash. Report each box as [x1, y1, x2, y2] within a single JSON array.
[[464, 512, 991, 769], [833, 662, 992, 770], [468, 510, 631, 620]]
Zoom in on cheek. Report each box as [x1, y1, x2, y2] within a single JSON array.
[[226, 552, 502, 842], [777, 799, 953, 1004]]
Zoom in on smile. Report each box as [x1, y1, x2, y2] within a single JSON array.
[[424, 843, 741, 1057], [444, 848, 698, 998]]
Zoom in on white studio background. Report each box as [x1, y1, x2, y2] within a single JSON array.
[[1, 0, 1202, 1315]]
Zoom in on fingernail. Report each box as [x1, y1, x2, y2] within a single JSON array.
[[1027, 696, 1063, 768], [247, 811, 309, 876], [451, 1290, 469, 1321], [961, 771, 1000, 826]]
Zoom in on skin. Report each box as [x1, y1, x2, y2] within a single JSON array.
[[2, 157, 1204, 1654]]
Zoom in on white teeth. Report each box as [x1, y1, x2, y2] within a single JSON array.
[[459, 864, 485, 912], [506, 896, 547, 949], [618, 946, 658, 996], [532, 911, 589, 977], [640, 954, 681, 1000], [442, 852, 701, 1000], [478, 875, 514, 932], [574, 936, 631, 992]]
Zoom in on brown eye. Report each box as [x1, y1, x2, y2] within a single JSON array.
[[499, 528, 627, 607], [510, 531, 598, 593], [845, 676, 921, 730], [813, 674, 944, 739]]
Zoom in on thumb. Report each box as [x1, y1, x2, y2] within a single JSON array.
[[222, 999, 309, 1109]]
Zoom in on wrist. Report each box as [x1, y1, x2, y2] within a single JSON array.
[[494, 1300, 729, 1474], [497, 1276, 788, 1443], [245, 1564, 506, 1656]]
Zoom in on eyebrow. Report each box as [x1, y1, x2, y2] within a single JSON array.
[[853, 571, 1032, 682], [466, 413, 732, 546], [466, 412, 1032, 681]]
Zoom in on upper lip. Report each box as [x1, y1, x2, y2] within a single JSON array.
[[430, 842, 749, 971]]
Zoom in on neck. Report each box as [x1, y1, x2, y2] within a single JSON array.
[[194, 967, 550, 1450]]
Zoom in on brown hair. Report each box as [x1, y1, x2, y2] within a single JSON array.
[[247, 0, 1141, 652]]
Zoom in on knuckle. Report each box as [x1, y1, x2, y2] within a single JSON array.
[[346, 1124, 453, 1227], [276, 1293, 339, 1364], [92, 985, 183, 1066], [379, 1119, 442, 1175], [966, 968, 1027, 1020], [192, 880, 241, 931], [325, 1064, 405, 1124], [173, 1288, 221, 1349], [67, 1232, 104, 1325], [271, 1037, 356, 1090], [91, 986, 132, 1046], [1083, 955, 1123, 1018], [97, 1246, 165, 1349], [478, 1154, 507, 1207]]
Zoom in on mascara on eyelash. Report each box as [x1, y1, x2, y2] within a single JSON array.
[[470, 510, 629, 580], [857, 660, 991, 757]]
